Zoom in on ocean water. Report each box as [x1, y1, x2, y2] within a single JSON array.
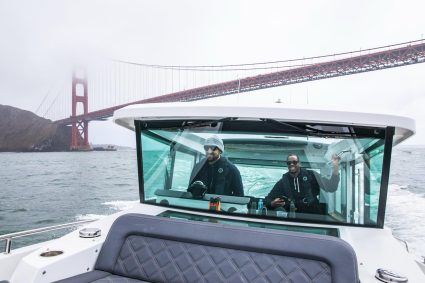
[[0, 147, 424, 258], [0, 151, 139, 247]]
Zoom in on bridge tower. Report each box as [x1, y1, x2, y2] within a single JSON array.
[[70, 70, 90, 151]]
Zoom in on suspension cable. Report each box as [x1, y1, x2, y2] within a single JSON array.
[[114, 39, 424, 70]]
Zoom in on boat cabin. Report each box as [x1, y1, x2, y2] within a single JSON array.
[[114, 103, 415, 229]]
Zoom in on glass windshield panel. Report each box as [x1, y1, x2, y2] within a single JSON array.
[[158, 211, 339, 237], [138, 119, 388, 227]]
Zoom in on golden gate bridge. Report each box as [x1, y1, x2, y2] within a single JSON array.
[[35, 39, 425, 150]]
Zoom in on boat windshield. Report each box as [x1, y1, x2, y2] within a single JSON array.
[[135, 118, 393, 228]]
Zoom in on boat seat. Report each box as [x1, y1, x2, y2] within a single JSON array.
[[54, 213, 359, 283]]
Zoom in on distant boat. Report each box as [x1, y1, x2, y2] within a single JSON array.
[[92, 145, 117, 151]]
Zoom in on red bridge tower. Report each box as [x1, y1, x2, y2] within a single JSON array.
[[70, 71, 90, 151]]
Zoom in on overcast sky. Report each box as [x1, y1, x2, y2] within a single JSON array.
[[1, 0, 425, 146]]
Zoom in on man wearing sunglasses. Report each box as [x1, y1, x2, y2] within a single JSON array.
[[264, 153, 340, 214], [188, 135, 244, 197]]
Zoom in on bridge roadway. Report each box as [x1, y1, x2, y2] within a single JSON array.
[[56, 40, 425, 125]]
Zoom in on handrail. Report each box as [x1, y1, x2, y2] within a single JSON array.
[[1, 219, 98, 254]]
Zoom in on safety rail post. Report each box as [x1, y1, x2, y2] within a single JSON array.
[[4, 238, 11, 254]]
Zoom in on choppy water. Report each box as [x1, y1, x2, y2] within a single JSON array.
[[0, 148, 424, 258], [0, 151, 139, 247]]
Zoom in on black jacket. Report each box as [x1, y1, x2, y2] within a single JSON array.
[[189, 157, 244, 197], [264, 168, 339, 213]]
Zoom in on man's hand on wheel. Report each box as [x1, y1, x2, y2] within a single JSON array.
[[271, 198, 286, 208]]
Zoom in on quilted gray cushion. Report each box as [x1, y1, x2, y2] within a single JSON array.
[[96, 214, 358, 283], [54, 272, 149, 283], [53, 271, 112, 283], [112, 235, 331, 283], [92, 275, 149, 283]]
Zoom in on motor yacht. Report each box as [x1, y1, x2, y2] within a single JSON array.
[[1, 103, 424, 283]]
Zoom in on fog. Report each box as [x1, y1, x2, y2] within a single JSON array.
[[1, 0, 425, 146]]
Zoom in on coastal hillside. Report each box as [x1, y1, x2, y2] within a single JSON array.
[[0, 105, 71, 151]]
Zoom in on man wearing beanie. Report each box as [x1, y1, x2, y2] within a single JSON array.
[[188, 135, 244, 197]]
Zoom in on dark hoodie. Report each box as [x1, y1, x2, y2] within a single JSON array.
[[189, 156, 244, 197], [264, 168, 339, 213]]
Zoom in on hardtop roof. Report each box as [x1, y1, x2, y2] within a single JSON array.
[[113, 102, 415, 145]]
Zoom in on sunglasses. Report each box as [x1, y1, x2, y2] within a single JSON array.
[[286, 160, 299, 166], [204, 146, 218, 151]]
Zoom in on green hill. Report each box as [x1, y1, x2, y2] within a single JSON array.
[[0, 105, 71, 151]]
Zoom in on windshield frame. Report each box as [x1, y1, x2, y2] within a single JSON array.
[[134, 118, 394, 228]]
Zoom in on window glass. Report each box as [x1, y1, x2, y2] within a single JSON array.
[[354, 162, 364, 224], [141, 134, 169, 200], [159, 211, 339, 237], [334, 175, 342, 214], [238, 164, 284, 198], [138, 120, 388, 227], [172, 151, 195, 191], [367, 144, 384, 224]]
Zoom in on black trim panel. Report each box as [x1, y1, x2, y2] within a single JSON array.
[[377, 126, 395, 228]]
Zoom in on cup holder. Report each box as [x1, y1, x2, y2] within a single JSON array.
[[40, 250, 64, 257]]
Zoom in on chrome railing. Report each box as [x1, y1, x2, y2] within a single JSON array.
[[0, 219, 97, 254]]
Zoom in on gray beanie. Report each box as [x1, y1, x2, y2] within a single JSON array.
[[204, 135, 224, 153]]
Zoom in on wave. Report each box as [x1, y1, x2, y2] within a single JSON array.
[[113, 183, 131, 187], [387, 184, 425, 258], [35, 219, 56, 225], [75, 213, 107, 221], [73, 201, 138, 223], [12, 208, 28, 212], [390, 184, 409, 190], [102, 200, 138, 211]]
